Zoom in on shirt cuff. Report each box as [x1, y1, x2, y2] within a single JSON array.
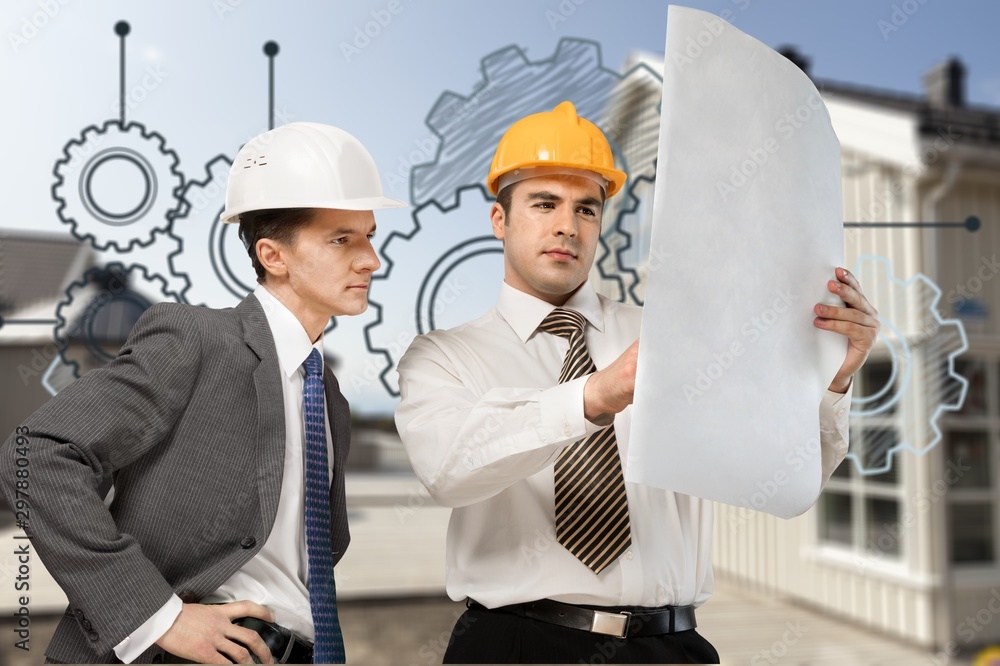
[[113, 594, 182, 663], [537, 375, 605, 444]]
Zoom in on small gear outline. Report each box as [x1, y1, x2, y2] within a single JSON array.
[[53, 120, 184, 252], [365, 185, 499, 396], [167, 154, 338, 332], [847, 255, 968, 475], [54, 262, 178, 379], [167, 153, 257, 308]]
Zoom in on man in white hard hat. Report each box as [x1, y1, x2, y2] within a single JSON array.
[[395, 102, 878, 663], [0, 122, 404, 664]]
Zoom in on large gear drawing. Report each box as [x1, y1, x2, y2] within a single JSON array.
[[54, 262, 178, 379], [53, 120, 184, 252], [365, 185, 500, 396], [847, 255, 968, 475], [409, 38, 662, 304], [364, 40, 662, 398]]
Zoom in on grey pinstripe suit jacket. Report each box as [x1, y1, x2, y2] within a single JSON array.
[[0, 293, 352, 664]]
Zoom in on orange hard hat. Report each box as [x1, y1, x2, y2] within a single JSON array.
[[486, 101, 627, 198]]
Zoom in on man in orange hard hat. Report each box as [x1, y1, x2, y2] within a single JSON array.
[[0, 122, 404, 664], [395, 101, 878, 663]]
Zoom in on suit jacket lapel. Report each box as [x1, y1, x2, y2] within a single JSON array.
[[238, 295, 286, 536]]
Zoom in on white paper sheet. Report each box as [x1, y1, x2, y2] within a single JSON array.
[[625, 5, 846, 518]]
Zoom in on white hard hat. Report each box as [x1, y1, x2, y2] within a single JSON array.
[[220, 121, 406, 224]]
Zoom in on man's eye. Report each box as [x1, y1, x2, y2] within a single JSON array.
[[332, 237, 347, 245], [536, 202, 554, 210], [578, 207, 595, 216], [366, 233, 376, 241]]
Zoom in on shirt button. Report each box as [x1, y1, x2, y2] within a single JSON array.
[[836, 408, 846, 417], [563, 424, 572, 436], [240, 536, 256, 549], [625, 550, 634, 560]]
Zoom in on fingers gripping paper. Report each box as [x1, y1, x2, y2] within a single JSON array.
[[625, 6, 846, 518]]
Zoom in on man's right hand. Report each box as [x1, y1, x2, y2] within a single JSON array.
[[583, 338, 639, 424], [155, 600, 276, 664]]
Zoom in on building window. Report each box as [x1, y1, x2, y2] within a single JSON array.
[[819, 358, 905, 561], [943, 355, 999, 567]]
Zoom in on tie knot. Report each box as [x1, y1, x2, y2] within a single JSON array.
[[303, 348, 323, 378], [538, 308, 587, 340]]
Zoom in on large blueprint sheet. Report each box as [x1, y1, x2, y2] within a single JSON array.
[[626, 6, 846, 518]]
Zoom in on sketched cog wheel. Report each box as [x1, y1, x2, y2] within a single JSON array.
[[365, 185, 499, 396], [409, 38, 662, 303], [55, 262, 178, 379], [53, 120, 184, 252], [168, 154, 255, 308], [168, 155, 337, 333], [847, 255, 968, 475]]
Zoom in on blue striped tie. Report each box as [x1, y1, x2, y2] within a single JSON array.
[[303, 348, 345, 663]]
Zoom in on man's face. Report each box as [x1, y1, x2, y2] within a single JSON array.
[[277, 208, 380, 317], [491, 174, 604, 305]]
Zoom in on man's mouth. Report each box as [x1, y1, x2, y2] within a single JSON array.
[[544, 248, 577, 261]]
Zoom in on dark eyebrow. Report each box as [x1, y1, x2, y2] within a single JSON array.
[[327, 223, 377, 237], [577, 197, 604, 210], [525, 191, 563, 202]]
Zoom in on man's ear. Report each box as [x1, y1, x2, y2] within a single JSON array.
[[490, 202, 506, 241], [257, 238, 288, 279]]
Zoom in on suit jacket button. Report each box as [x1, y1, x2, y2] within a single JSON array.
[[73, 608, 84, 619], [152, 655, 163, 664], [88, 630, 99, 642], [82, 620, 93, 631], [178, 592, 198, 603], [240, 536, 256, 549]]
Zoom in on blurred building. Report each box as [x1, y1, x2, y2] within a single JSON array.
[[607, 50, 1000, 653]]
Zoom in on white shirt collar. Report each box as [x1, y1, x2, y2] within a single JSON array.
[[496, 280, 605, 343], [253, 284, 324, 378]]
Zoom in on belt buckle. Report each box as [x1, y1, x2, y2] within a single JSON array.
[[590, 610, 631, 639]]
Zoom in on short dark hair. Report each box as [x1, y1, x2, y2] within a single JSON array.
[[237, 208, 316, 282]]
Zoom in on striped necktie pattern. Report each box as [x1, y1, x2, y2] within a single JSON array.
[[538, 308, 632, 574]]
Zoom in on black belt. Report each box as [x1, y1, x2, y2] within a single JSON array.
[[231, 617, 313, 664], [468, 599, 697, 639]]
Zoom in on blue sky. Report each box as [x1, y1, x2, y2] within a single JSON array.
[[2, 0, 997, 412]]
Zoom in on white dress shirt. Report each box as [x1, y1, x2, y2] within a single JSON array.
[[395, 280, 851, 610], [115, 284, 333, 662]]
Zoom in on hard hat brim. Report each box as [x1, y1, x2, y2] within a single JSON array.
[[488, 161, 627, 198], [220, 195, 407, 224]]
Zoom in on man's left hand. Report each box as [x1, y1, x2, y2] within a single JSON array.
[[814, 266, 880, 393]]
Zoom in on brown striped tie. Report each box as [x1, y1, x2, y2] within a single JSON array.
[[539, 308, 632, 574]]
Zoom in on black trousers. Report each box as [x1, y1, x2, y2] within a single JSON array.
[[443, 603, 720, 664]]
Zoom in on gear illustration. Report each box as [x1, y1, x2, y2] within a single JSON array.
[[55, 262, 178, 379], [365, 185, 500, 396], [167, 154, 256, 308], [53, 120, 184, 252], [847, 255, 968, 475], [409, 38, 663, 304]]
